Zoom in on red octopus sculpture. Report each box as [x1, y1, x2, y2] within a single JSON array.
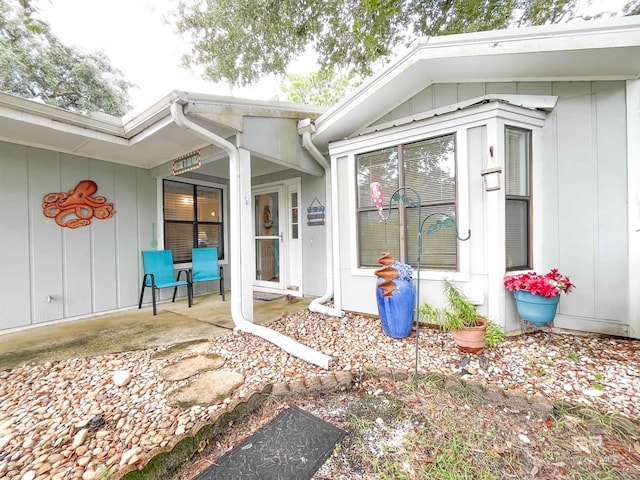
[[42, 180, 115, 229]]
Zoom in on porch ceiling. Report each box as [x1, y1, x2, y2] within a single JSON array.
[[0, 90, 324, 175]]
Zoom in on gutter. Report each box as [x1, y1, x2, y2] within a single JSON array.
[[298, 119, 344, 318], [171, 99, 332, 369]]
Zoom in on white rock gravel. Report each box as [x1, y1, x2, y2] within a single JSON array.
[[0, 310, 638, 479]]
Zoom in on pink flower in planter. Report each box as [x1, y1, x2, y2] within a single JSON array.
[[504, 269, 574, 298]]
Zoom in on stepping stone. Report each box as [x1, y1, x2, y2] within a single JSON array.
[[151, 340, 212, 361], [160, 354, 225, 381], [167, 370, 244, 409]]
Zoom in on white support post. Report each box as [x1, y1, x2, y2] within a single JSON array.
[[627, 80, 640, 339], [484, 121, 507, 328], [238, 147, 254, 322]]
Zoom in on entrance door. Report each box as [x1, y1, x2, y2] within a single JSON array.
[[254, 187, 285, 290]]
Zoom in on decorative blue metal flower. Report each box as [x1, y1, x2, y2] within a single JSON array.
[[392, 261, 413, 280]]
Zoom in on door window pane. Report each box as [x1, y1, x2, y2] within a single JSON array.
[[255, 193, 279, 236], [291, 192, 299, 240], [256, 239, 280, 282]]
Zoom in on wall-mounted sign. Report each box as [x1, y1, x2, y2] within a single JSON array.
[[42, 180, 115, 229], [172, 150, 201, 175], [306, 197, 325, 226]]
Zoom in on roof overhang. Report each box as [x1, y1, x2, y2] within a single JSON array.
[[312, 16, 640, 151], [0, 90, 324, 171]]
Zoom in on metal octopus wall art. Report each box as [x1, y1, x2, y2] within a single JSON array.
[[42, 180, 116, 228]]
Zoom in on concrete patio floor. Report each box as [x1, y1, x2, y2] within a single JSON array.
[[0, 292, 311, 370]]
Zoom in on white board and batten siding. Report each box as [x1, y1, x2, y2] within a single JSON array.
[[0, 141, 157, 331], [342, 80, 633, 337]]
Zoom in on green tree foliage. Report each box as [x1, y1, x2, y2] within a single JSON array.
[[176, 0, 630, 87], [0, 0, 132, 115], [624, 0, 640, 15], [276, 69, 358, 106]]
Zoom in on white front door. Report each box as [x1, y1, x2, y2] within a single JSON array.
[[253, 180, 302, 294], [254, 187, 285, 290]]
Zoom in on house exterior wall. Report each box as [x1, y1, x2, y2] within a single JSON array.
[[332, 80, 632, 337], [252, 170, 328, 297], [0, 142, 158, 331], [243, 117, 324, 176]]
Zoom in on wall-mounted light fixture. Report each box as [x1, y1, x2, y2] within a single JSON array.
[[480, 146, 502, 192]]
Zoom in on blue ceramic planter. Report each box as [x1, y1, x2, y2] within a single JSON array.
[[376, 277, 416, 338], [513, 289, 560, 326]]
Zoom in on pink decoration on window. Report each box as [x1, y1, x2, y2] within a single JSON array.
[[370, 182, 385, 218]]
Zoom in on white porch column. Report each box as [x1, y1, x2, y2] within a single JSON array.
[[238, 147, 254, 322], [484, 121, 508, 328], [627, 79, 640, 339]]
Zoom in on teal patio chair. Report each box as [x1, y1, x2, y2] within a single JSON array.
[[191, 247, 225, 301], [138, 250, 192, 315]]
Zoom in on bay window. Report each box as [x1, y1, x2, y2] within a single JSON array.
[[356, 133, 458, 269]]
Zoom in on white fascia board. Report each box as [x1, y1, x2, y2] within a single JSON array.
[[419, 15, 640, 51], [0, 105, 130, 146], [312, 17, 640, 148], [0, 92, 125, 136]]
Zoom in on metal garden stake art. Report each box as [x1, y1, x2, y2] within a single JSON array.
[[370, 182, 471, 378]]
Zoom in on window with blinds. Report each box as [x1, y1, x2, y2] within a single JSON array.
[[163, 180, 224, 263], [356, 134, 457, 269], [505, 127, 531, 270]]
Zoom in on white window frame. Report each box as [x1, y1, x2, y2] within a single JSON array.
[[329, 100, 549, 283]]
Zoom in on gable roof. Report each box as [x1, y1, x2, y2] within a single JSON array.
[[311, 16, 640, 151], [0, 90, 324, 170]]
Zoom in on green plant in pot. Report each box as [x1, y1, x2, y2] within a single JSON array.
[[419, 279, 504, 353]]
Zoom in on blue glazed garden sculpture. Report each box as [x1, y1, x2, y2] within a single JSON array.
[[375, 253, 415, 338]]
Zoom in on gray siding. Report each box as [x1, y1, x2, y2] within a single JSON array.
[[551, 82, 629, 331], [0, 142, 157, 330], [243, 117, 324, 176], [0, 142, 31, 329], [375, 80, 629, 333]]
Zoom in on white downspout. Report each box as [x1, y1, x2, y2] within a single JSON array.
[[298, 119, 344, 317], [171, 100, 331, 369]]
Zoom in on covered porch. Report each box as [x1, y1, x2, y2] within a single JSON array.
[[0, 292, 311, 370]]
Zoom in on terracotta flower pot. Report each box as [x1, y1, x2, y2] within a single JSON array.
[[450, 319, 487, 354]]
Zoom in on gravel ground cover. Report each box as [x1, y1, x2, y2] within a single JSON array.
[[0, 310, 638, 480]]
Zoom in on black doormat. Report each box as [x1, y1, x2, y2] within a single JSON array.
[[192, 405, 345, 480]]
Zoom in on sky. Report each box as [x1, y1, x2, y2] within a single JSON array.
[[36, 0, 294, 113], [36, 0, 629, 115]]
